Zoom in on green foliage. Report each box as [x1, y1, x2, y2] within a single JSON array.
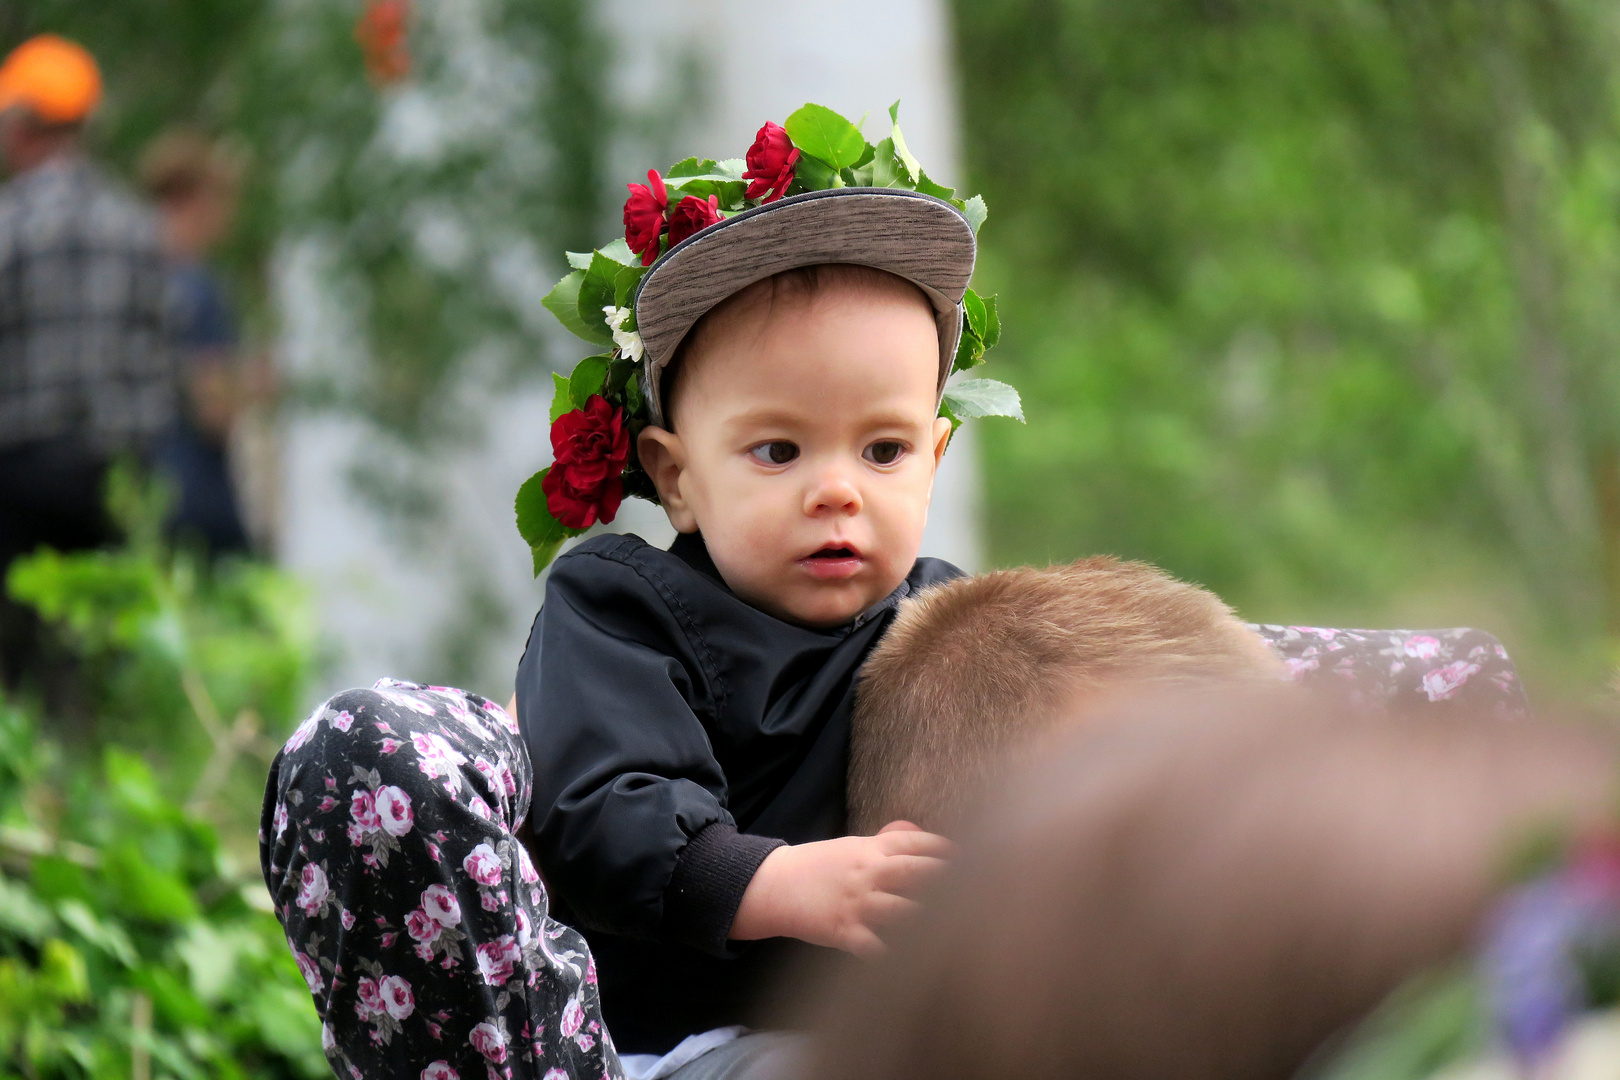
[[0, 701, 325, 1080], [785, 103, 870, 170], [515, 470, 573, 576], [6, 471, 313, 839], [958, 0, 1620, 695], [0, 471, 324, 1076]]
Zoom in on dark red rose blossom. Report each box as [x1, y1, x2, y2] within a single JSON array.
[[742, 121, 801, 203], [542, 394, 630, 529], [623, 169, 669, 267], [666, 195, 723, 247]]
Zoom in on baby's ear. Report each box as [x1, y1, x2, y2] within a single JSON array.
[[636, 426, 698, 533], [931, 415, 954, 466]]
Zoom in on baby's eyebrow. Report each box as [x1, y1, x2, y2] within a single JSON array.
[[723, 406, 810, 432]]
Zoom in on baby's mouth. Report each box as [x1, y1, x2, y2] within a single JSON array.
[[798, 544, 865, 581]]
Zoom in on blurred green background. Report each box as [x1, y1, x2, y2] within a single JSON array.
[[963, 0, 1620, 699], [3, 0, 1620, 1070]]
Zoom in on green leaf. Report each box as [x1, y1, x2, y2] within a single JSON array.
[[105, 841, 199, 921], [56, 899, 138, 967], [0, 874, 55, 941], [942, 378, 1024, 421], [663, 161, 747, 210], [963, 288, 988, 341], [625, 369, 644, 417], [606, 356, 638, 397], [889, 104, 922, 184], [542, 270, 606, 344], [574, 253, 624, 346], [613, 264, 644, 312], [962, 194, 988, 233], [515, 470, 576, 576], [980, 293, 1002, 350], [666, 156, 711, 178], [569, 355, 611, 407], [715, 158, 746, 179], [916, 172, 956, 202], [793, 154, 840, 191], [785, 103, 869, 169], [954, 325, 986, 372], [864, 138, 913, 189], [549, 372, 572, 422], [597, 238, 636, 266], [565, 251, 593, 270]]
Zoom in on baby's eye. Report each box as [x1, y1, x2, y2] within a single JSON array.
[[864, 440, 907, 466], [749, 441, 799, 466]]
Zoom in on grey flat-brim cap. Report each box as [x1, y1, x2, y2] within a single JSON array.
[[633, 187, 976, 429]]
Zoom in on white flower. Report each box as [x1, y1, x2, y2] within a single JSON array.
[[296, 863, 329, 916], [375, 785, 414, 836], [603, 305, 644, 362], [379, 973, 415, 1020]]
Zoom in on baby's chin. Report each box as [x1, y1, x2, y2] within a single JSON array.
[[732, 575, 896, 629]]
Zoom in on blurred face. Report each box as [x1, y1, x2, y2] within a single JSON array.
[[160, 181, 236, 260], [638, 274, 953, 628]]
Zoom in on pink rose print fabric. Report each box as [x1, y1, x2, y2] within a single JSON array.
[[1250, 625, 1528, 717], [261, 680, 621, 1080]]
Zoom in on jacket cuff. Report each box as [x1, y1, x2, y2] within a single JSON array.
[[663, 822, 785, 957]]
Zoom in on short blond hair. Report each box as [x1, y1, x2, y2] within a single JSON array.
[[848, 557, 1281, 834]]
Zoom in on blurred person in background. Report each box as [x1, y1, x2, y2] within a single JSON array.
[[0, 35, 172, 703], [140, 128, 259, 556], [809, 689, 1620, 1080]]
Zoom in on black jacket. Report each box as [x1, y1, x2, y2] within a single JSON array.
[[516, 531, 961, 1053]]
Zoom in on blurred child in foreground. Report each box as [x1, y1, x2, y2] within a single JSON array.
[[812, 688, 1620, 1080]]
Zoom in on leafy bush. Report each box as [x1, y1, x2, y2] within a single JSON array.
[[1, 470, 324, 1077], [0, 702, 325, 1079]]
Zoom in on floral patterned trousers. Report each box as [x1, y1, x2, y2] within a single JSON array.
[[260, 680, 622, 1080]]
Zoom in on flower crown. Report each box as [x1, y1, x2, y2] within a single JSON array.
[[515, 102, 1022, 575]]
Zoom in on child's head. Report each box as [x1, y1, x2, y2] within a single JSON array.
[[637, 264, 954, 629], [848, 556, 1284, 834]]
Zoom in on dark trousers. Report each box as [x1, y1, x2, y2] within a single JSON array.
[[0, 437, 114, 715]]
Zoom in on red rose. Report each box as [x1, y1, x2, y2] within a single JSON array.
[[667, 194, 722, 247], [742, 121, 801, 203], [542, 394, 630, 529], [623, 169, 668, 266]]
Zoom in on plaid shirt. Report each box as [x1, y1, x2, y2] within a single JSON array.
[[0, 157, 175, 452]]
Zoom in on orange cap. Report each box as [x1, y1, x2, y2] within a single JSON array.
[[0, 35, 102, 125]]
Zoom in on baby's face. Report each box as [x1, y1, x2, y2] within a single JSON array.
[[639, 279, 952, 628]]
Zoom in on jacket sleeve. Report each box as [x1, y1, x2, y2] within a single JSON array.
[[516, 548, 780, 952]]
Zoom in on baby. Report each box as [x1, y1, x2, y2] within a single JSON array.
[[514, 109, 1016, 1061], [849, 557, 1285, 835]]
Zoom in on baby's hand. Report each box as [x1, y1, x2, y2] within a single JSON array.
[[730, 821, 952, 955]]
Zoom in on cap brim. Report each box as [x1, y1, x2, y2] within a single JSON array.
[[633, 187, 976, 428]]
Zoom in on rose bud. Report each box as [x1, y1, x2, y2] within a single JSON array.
[[667, 194, 723, 247], [742, 121, 801, 203], [543, 395, 630, 529], [623, 169, 669, 266]]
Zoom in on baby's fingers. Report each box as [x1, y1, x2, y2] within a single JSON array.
[[872, 853, 950, 896], [873, 827, 955, 859], [837, 923, 888, 958], [859, 890, 921, 930]]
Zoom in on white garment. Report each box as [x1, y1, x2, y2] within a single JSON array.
[[619, 1026, 747, 1080]]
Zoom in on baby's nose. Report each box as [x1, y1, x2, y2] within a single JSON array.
[[805, 469, 862, 516]]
